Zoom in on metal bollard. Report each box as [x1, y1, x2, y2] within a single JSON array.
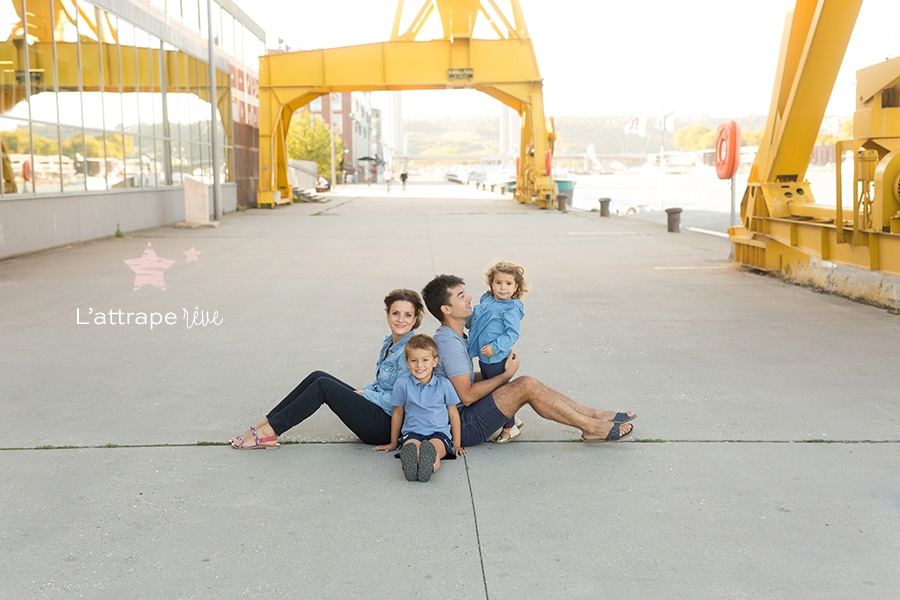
[[598, 198, 611, 217], [665, 207, 683, 232]]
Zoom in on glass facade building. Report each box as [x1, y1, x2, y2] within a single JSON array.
[[0, 0, 263, 259]]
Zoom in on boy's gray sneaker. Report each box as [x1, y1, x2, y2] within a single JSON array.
[[418, 442, 436, 482], [400, 443, 418, 481]]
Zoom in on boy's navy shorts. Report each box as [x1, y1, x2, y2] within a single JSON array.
[[399, 431, 456, 459]]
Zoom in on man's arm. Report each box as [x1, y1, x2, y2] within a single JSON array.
[[447, 352, 520, 405]]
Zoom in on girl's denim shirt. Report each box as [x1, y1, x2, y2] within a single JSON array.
[[362, 330, 414, 414]]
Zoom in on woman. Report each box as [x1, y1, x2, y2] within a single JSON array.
[[230, 289, 425, 449]]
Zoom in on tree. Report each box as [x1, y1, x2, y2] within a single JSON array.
[[286, 109, 346, 180], [816, 118, 853, 146], [673, 124, 715, 151]]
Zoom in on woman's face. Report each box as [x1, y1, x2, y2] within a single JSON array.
[[387, 300, 416, 338]]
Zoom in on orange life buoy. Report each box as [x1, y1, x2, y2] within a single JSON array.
[[715, 121, 740, 179], [545, 151, 552, 175]]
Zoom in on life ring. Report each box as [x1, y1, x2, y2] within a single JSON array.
[[545, 150, 552, 175], [715, 121, 740, 180]]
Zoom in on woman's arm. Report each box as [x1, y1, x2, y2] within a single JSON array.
[[372, 406, 404, 452]]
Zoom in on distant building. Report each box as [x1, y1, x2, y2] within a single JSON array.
[[0, 0, 265, 260], [308, 92, 375, 183]]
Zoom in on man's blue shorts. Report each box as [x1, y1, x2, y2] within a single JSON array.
[[457, 393, 508, 447]]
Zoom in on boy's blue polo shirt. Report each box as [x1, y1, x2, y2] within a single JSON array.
[[391, 374, 460, 438]]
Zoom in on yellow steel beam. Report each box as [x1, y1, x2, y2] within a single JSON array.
[[258, 0, 555, 208], [754, 0, 862, 189], [727, 0, 900, 278]]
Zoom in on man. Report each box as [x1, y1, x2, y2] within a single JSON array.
[[421, 274, 636, 447]]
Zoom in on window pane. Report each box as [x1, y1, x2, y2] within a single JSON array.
[[1, 116, 29, 195], [105, 131, 124, 187], [221, 11, 233, 56], [32, 121, 63, 194], [182, 0, 199, 33], [83, 128, 108, 190], [78, 15, 103, 129], [139, 135, 161, 186], [57, 124, 83, 191]]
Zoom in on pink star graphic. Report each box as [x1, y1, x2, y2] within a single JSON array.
[[124, 243, 175, 291], [184, 246, 202, 263]]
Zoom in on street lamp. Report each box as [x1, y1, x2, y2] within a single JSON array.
[[330, 111, 336, 188]]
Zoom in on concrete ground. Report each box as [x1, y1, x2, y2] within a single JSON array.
[[2, 180, 898, 599]]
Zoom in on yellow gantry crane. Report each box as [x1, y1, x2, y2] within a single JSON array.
[[257, 0, 557, 208], [730, 0, 900, 276]]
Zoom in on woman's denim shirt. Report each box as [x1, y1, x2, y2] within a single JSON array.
[[362, 330, 414, 414]]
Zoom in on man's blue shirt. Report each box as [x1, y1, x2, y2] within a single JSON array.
[[434, 325, 474, 383]]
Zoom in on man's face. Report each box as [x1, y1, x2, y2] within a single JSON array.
[[444, 284, 473, 320]]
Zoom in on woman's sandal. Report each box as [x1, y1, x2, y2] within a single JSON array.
[[493, 424, 521, 444], [486, 416, 525, 442], [231, 426, 280, 450]]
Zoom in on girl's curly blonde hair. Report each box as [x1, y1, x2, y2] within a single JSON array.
[[484, 260, 529, 300]]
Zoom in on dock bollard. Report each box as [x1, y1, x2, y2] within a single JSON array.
[[665, 207, 683, 232], [598, 198, 611, 217]]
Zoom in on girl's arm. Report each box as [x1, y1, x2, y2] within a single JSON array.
[[489, 309, 523, 357], [448, 404, 466, 456], [372, 406, 404, 451]]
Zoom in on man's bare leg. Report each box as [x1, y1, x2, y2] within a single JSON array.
[[568, 404, 636, 422], [493, 376, 633, 439]]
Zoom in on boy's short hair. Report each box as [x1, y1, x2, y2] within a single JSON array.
[[421, 274, 465, 322], [404, 333, 439, 358]]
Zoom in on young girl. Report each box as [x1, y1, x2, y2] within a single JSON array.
[[467, 260, 528, 444]]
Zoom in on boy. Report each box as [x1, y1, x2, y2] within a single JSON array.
[[372, 334, 467, 482]]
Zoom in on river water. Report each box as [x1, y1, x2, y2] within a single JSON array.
[[567, 166, 849, 216]]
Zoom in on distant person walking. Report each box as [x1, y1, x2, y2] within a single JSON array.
[[384, 168, 394, 192], [400, 169, 408, 191]]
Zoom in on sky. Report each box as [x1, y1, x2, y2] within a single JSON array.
[[242, 0, 900, 120]]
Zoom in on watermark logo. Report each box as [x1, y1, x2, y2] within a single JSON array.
[[75, 241, 222, 330], [124, 242, 175, 291], [184, 245, 202, 263]]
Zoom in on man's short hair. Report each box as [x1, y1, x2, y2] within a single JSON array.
[[404, 333, 439, 358], [422, 274, 465, 322]]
